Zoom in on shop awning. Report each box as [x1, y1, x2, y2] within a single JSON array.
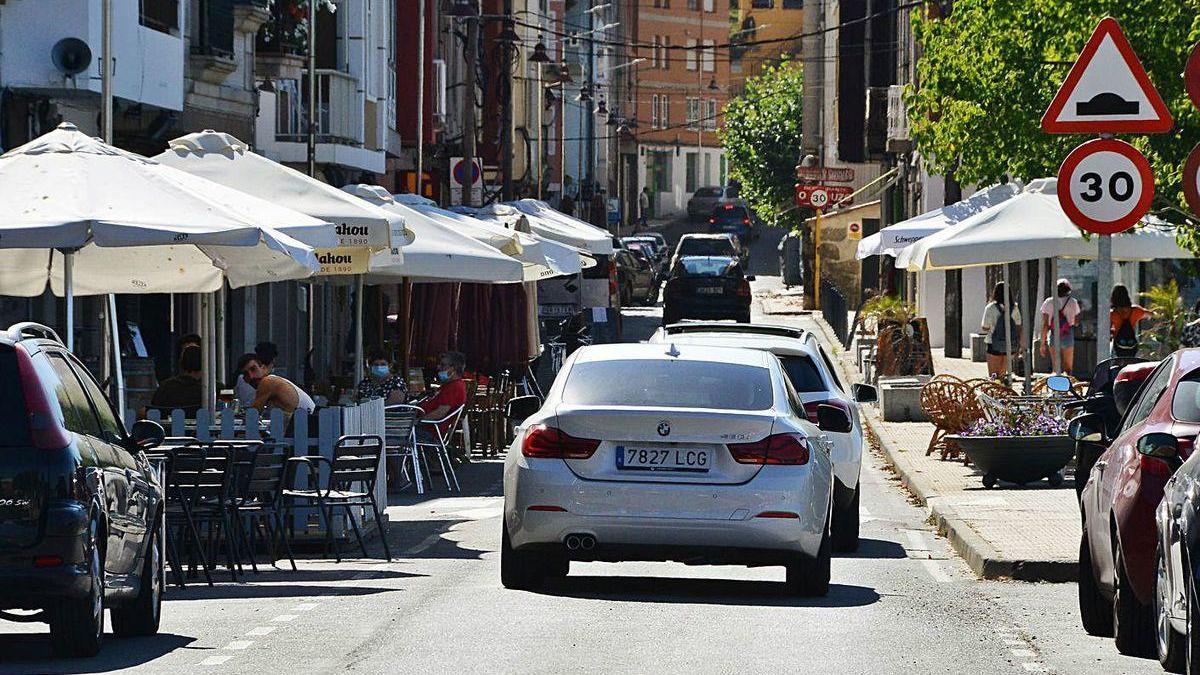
[[855, 182, 1022, 259], [495, 199, 614, 255]]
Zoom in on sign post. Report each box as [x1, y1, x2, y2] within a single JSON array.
[[1043, 17, 1171, 364]]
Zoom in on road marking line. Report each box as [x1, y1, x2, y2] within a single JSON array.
[[245, 626, 275, 637], [405, 532, 444, 555], [225, 640, 254, 651], [1010, 648, 1037, 659], [200, 655, 233, 666], [1021, 664, 1048, 672], [904, 530, 952, 582], [293, 603, 319, 611], [272, 614, 299, 622]]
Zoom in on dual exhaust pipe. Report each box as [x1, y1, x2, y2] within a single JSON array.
[[564, 533, 596, 551]]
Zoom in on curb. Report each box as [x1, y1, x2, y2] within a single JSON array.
[[807, 315, 1077, 583]]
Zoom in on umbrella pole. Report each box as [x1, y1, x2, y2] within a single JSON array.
[[400, 278, 411, 377], [1002, 264, 1013, 384], [354, 273, 365, 389], [1022, 260, 1032, 395], [200, 293, 212, 413], [1050, 258, 1061, 375], [107, 295, 126, 422], [64, 251, 74, 352]]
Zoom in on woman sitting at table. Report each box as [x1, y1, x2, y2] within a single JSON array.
[[356, 349, 407, 404]]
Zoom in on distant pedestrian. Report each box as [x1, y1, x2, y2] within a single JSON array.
[[1110, 284, 1151, 357], [638, 187, 651, 229], [1039, 278, 1079, 374], [590, 186, 608, 230], [980, 282, 1022, 379]]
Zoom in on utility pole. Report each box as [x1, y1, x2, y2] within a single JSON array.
[[307, 1, 317, 178], [416, 0, 426, 196], [500, 1, 515, 200], [463, 17, 479, 206], [584, 12, 595, 197]]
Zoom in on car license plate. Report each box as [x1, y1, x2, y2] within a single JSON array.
[[616, 446, 710, 472], [697, 287, 723, 295]]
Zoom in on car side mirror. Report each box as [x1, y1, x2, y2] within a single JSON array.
[[1137, 432, 1181, 461], [815, 404, 852, 434], [1068, 413, 1105, 444], [1045, 375, 1072, 393], [852, 383, 877, 404], [506, 395, 542, 424], [129, 419, 165, 450]]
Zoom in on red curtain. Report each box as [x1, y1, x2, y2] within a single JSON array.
[[406, 282, 534, 374]]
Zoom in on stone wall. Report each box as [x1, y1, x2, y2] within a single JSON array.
[[805, 200, 881, 307]]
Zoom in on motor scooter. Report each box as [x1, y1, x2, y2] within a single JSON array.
[[1063, 357, 1151, 500]]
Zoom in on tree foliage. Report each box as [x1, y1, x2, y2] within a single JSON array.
[[908, 0, 1200, 251], [720, 60, 804, 227]]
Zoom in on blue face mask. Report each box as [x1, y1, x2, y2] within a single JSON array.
[[370, 365, 390, 378], [437, 370, 451, 383]]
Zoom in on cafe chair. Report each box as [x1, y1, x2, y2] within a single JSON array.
[[415, 405, 466, 492], [384, 404, 425, 494]]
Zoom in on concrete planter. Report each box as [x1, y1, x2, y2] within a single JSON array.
[[949, 434, 1074, 489]]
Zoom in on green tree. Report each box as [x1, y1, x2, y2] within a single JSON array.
[[719, 59, 804, 228], [908, 1, 1200, 250]]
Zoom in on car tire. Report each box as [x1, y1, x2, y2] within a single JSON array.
[[50, 518, 104, 658], [500, 521, 566, 591], [1079, 529, 1114, 636], [1114, 541, 1157, 657], [736, 312, 751, 324], [111, 517, 163, 638], [786, 514, 832, 597], [1158, 543, 1187, 673], [831, 484, 860, 553]]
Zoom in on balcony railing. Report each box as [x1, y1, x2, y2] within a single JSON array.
[[275, 70, 364, 146]]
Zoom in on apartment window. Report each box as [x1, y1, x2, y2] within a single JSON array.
[[685, 39, 697, 71], [687, 0, 698, 9], [141, 0, 180, 33], [660, 96, 670, 128], [193, 0, 235, 56], [782, 0, 803, 7], [703, 0, 714, 11], [651, 95, 661, 129], [685, 153, 699, 193], [686, 97, 700, 129], [663, 36, 671, 70], [751, 0, 774, 7], [704, 99, 718, 129], [702, 40, 715, 72], [651, 36, 660, 68]]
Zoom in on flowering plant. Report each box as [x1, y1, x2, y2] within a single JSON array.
[[962, 410, 1066, 437]]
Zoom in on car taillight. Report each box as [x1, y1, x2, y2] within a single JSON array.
[[708, 217, 715, 225], [742, 218, 751, 225], [737, 279, 751, 297], [522, 424, 600, 459], [1179, 437, 1195, 458], [723, 204, 734, 210], [14, 345, 70, 451], [728, 433, 810, 465], [1140, 454, 1174, 479], [802, 399, 852, 425]]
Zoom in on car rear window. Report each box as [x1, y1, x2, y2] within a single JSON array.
[[1172, 370, 1200, 422], [679, 257, 737, 277], [725, 185, 741, 198], [693, 188, 717, 198], [713, 207, 749, 222], [0, 350, 30, 447], [778, 355, 828, 393], [678, 238, 735, 257], [562, 359, 774, 411]]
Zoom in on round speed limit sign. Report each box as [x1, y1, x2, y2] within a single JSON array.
[[808, 188, 830, 209], [1057, 138, 1154, 235]]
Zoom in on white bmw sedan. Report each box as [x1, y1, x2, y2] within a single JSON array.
[[501, 342, 846, 596]]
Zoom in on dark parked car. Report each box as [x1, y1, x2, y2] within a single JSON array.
[[614, 248, 658, 306], [662, 256, 753, 325], [1074, 350, 1200, 658], [623, 240, 665, 276], [1154, 406, 1200, 673], [0, 322, 166, 657], [708, 203, 755, 242], [672, 233, 748, 269]]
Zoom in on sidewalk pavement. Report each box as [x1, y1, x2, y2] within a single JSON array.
[[759, 295, 1080, 582]]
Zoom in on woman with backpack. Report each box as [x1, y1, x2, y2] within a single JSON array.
[[1039, 278, 1080, 375], [980, 282, 1023, 379], [1109, 284, 1151, 358]]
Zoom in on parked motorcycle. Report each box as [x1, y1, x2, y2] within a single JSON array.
[[1064, 357, 1152, 499]]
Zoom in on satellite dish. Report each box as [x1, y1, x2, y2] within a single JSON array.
[[52, 38, 92, 77]]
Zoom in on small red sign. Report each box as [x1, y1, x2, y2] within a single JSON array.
[[795, 166, 855, 183], [1057, 138, 1154, 235], [1181, 143, 1200, 218], [795, 183, 854, 209], [1185, 43, 1200, 112]]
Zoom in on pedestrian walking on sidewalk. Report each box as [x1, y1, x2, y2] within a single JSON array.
[[1110, 284, 1151, 358], [1039, 278, 1079, 375], [638, 187, 651, 230], [980, 282, 1022, 379]]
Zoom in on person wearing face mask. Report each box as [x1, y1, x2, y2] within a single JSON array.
[[355, 349, 407, 404], [415, 351, 469, 460]]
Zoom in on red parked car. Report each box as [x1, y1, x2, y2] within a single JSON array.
[[1074, 350, 1200, 657]]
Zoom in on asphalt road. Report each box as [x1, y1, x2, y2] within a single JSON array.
[[0, 220, 1161, 674]]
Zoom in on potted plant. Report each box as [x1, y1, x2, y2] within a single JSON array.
[[949, 408, 1073, 489], [862, 295, 931, 377]]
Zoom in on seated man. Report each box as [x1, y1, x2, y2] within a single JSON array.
[[150, 345, 203, 416], [416, 351, 469, 459], [241, 352, 316, 419]]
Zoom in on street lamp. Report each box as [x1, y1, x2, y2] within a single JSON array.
[[575, 85, 593, 103], [595, 98, 608, 116], [495, 20, 521, 45], [529, 37, 551, 63], [707, 78, 720, 92]]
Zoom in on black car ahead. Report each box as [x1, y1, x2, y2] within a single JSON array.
[[708, 203, 755, 242], [0, 322, 166, 657], [662, 256, 754, 325]]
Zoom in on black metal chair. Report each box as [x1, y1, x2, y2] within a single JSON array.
[[283, 435, 392, 562], [229, 442, 298, 573], [168, 443, 241, 583]]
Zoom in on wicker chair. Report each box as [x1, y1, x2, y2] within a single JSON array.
[[920, 378, 974, 460]]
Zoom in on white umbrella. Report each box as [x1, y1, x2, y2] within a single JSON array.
[[499, 199, 615, 255], [856, 182, 1022, 259], [896, 178, 1192, 271], [393, 193, 588, 279]]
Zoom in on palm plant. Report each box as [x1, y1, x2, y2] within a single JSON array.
[[1141, 280, 1186, 358]]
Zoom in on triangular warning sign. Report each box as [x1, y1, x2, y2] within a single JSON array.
[[1041, 17, 1173, 134]]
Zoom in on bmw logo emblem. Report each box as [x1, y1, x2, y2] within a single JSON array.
[[657, 420, 671, 437]]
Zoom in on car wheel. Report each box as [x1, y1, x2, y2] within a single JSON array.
[[1158, 543, 1187, 673], [50, 518, 104, 657], [112, 516, 163, 637], [1114, 540, 1157, 657], [500, 521, 566, 590], [1079, 529, 1114, 636], [786, 513, 831, 597], [831, 483, 860, 553]]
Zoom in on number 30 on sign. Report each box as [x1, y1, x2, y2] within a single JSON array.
[[1057, 138, 1155, 235]]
